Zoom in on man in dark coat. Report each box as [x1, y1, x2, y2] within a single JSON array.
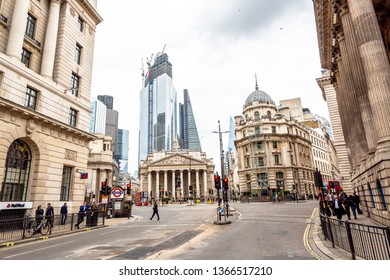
[[149, 200, 160, 221], [45, 203, 54, 227], [75, 202, 86, 229], [60, 203, 68, 225]]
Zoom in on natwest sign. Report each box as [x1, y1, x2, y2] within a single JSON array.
[[0, 202, 33, 210]]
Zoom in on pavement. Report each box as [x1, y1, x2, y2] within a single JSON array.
[[0, 203, 381, 260]]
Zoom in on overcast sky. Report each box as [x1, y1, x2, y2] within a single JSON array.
[[91, 0, 328, 175]]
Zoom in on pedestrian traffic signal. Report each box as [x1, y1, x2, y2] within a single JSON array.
[[222, 177, 229, 190], [214, 175, 221, 189]]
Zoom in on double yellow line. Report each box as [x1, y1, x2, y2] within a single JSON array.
[[303, 208, 323, 260]]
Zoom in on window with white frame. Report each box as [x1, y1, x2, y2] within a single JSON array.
[[25, 87, 37, 110], [25, 13, 36, 39], [69, 108, 77, 127], [21, 48, 32, 68], [70, 73, 80, 96], [75, 43, 82, 64]]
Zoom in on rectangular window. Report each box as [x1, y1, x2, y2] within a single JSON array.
[[272, 141, 278, 149], [256, 141, 262, 150], [75, 43, 82, 64], [25, 87, 37, 110], [21, 48, 32, 68], [77, 17, 84, 32], [70, 73, 80, 96], [274, 154, 280, 165], [271, 126, 276, 133], [258, 157, 264, 166], [25, 13, 36, 39], [69, 108, 77, 127], [60, 166, 72, 201], [245, 157, 250, 168]]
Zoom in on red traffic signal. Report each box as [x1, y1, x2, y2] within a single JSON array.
[[222, 177, 229, 190], [126, 182, 132, 194], [214, 175, 221, 189]]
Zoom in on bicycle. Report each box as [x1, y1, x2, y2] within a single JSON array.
[[23, 216, 51, 238]]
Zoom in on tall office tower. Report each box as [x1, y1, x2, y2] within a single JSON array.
[[0, 0, 102, 217], [90, 98, 107, 134], [179, 89, 201, 151], [138, 52, 177, 163], [106, 108, 119, 155], [116, 129, 129, 172], [97, 95, 113, 110]]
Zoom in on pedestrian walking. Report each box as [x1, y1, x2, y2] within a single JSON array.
[[332, 194, 347, 220], [340, 192, 351, 220], [353, 192, 363, 214], [45, 203, 54, 227], [75, 202, 86, 229], [35, 205, 44, 225], [349, 194, 358, 219], [60, 203, 68, 225], [149, 200, 160, 221]]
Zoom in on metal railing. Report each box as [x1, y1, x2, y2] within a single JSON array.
[[0, 211, 105, 242], [320, 214, 390, 260]]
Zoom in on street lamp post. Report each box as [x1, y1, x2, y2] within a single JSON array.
[[212, 120, 231, 225]]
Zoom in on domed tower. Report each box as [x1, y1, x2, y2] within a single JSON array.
[[234, 76, 314, 202]]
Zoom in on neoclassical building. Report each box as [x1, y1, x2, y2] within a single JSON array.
[[313, 0, 390, 225], [234, 84, 315, 200], [0, 0, 102, 218], [139, 142, 215, 202]]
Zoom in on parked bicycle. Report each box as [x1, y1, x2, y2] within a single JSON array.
[[23, 216, 51, 238]]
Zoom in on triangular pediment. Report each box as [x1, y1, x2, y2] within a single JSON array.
[[151, 153, 205, 166]]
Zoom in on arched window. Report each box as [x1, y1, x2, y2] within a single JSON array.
[[254, 111, 260, 121], [267, 111, 271, 119], [1, 140, 32, 201]]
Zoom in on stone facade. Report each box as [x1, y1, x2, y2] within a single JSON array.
[[313, 0, 390, 225], [234, 86, 316, 200], [0, 0, 102, 217], [139, 145, 215, 202]]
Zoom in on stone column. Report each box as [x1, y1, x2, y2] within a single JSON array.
[[335, 25, 368, 164], [187, 169, 191, 196], [164, 170, 168, 197], [337, 2, 376, 154], [148, 172, 152, 200], [180, 170, 183, 199], [155, 171, 160, 200], [6, 0, 30, 58], [347, 0, 390, 150], [171, 171, 175, 198], [41, 0, 61, 78], [203, 170, 208, 197], [196, 169, 200, 198]]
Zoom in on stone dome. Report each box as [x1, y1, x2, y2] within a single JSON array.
[[244, 89, 275, 108]]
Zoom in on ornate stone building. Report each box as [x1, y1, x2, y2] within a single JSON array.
[[234, 84, 315, 200], [0, 0, 102, 218], [138, 142, 215, 202], [313, 0, 390, 225]]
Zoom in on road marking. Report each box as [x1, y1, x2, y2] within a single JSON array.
[[303, 208, 323, 260], [99, 228, 126, 236], [195, 224, 205, 230], [3, 241, 75, 259]]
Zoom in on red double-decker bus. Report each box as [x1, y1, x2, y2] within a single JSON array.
[[323, 180, 343, 193]]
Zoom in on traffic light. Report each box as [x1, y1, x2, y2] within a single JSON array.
[[214, 174, 221, 189], [101, 181, 107, 195], [126, 182, 131, 194], [222, 177, 229, 190]]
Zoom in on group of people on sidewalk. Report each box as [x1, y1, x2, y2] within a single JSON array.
[[34, 201, 99, 229], [319, 192, 363, 220], [35, 203, 55, 227]]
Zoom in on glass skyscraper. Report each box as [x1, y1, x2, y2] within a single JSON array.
[[117, 129, 129, 172], [90, 98, 107, 134], [179, 89, 201, 151], [139, 52, 177, 163]]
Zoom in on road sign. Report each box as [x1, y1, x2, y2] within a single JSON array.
[[101, 196, 108, 204], [110, 187, 124, 199]]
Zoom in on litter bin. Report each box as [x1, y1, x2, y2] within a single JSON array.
[[86, 211, 99, 227]]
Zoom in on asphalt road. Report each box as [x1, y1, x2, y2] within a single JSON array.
[[0, 200, 318, 260]]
